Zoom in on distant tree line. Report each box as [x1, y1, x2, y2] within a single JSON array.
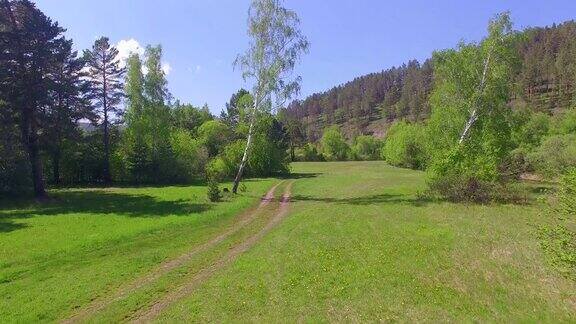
[[0, 0, 290, 198], [283, 20, 576, 142], [284, 13, 576, 203]]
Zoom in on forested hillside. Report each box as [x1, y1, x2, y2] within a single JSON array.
[[284, 21, 576, 141]]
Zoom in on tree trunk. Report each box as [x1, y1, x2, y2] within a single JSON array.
[[3, 0, 46, 199], [102, 111, 111, 184], [459, 50, 492, 144], [102, 69, 112, 184], [21, 109, 47, 199], [52, 149, 61, 185], [232, 97, 259, 194]]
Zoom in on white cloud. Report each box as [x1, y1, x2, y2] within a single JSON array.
[[115, 38, 171, 75], [115, 38, 144, 68], [162, 63, 172, 75]]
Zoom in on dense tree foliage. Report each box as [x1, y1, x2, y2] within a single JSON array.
[[381, 121, 428, 169], [320, 126, 349, 161], [0, 0, 88, 197]]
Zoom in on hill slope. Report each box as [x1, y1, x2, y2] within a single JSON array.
[[284, 21, 576, 141]]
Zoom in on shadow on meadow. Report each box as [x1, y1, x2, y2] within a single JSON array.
[[0, 190, 211, 232], [291, 192, 432, 207]]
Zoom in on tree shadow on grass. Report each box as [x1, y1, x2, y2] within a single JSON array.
[[291, 192, 432, 207], [0, 190, 210, 225], [280, 172, 321, 180], [0, 220, 27, 233]]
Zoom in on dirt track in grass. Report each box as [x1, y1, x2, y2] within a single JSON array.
[[130, 181, 294, 323], [63, 180, 285, 324]]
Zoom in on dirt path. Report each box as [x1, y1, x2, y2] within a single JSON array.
[[62, 181, 284, 324], [131, 181, 294, 323]]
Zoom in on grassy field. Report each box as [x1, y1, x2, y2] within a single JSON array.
[[159, 162, 575, 322], [0, 180, 276, 322], [1, 162, 575, 322]]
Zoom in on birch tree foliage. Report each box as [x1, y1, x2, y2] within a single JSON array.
[[427, 12, 519, 181], [232, 0, 308, 193], [235, 0, 309, 112]]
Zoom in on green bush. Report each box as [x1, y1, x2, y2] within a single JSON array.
[[171, 129, 209, 181], [559, 168, 576, 216], [552, 108, 576, 135], [321, 126, 349, 161], [381, 121, 428, 169], [206, 178, 222, 202], [528, 134, 576, 178], [351, 135, 382, 161], [513, 112, 551, 150], [427, 173, 527, 204], [0, 137, 30, 195], [197, 120, 231, 157], [538, 168, 576, 280], [296, 143, 322, 161]]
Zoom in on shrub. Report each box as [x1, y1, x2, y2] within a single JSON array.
[[197, 120, 231, 157], [206, 178, 222, 202], [206, 157, 229, 182], [382, 121, 428, 169], [538, 168, 576, 280], [514, 112, 551, 149], [351, 135, 382, 161], [296, 143, 322, 161], [528, 134, 576, 178], [0, 138, 30, 195], [559, 168, 576, 216], [171, 129, 209, 181], [321, 126, 349, 161], [427, 173, 527, 204], [552, 108, 576, 135]]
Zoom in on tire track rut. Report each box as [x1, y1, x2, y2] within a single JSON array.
[[63, 181, 284, 323], [131, 181, 294, 323]]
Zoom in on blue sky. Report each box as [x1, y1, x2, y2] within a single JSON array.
[[35, 0, 576, 114]]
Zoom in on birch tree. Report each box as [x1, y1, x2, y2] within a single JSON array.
[[427, 12, 518, 182], [232, 0, 308, 193]]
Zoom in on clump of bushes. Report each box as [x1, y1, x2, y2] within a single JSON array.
[[381, 121, 429, 169], [528, 134, 576, 179], [321, 126, 349, 161], [427, 173, 527, 204], [538, 168, 576, 279], [206, 177, 222, 202], [351, 135, 382, 161], [295, 143, 323, 161]]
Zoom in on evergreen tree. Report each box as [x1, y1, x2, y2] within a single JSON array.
[[84, 37, 125, 184], [221, 88, 249, 127], [44, 39, 91, 184], [0, 0, 71, 197]]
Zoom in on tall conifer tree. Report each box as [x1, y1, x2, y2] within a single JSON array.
[[84, 37, 125, 184]]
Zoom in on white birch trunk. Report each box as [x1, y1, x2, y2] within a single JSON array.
[[458, 50, 492, 144], [232, 95, 259, 193]]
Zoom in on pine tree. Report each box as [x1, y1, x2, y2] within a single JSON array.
[[84, 37, 125, 184], [44, 39, 91, 184], [0, 0, 71, 198]]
